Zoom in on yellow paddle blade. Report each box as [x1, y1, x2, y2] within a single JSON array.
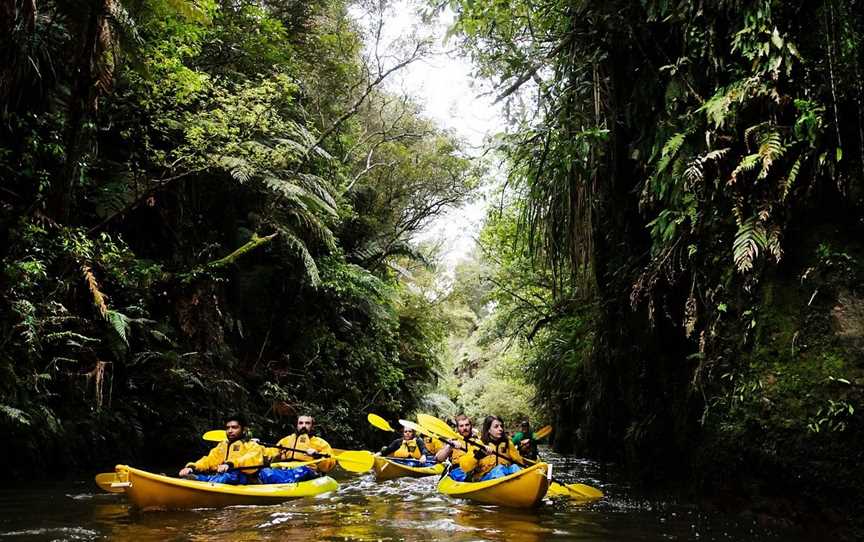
[[546, 480, 604, 501], [95, 472, 126, 493], [334, 450, 374, 473], [533, 425, 552, 440], [399, 419, 441, 440], [416, 413, 459, 440], [367, 413, 394, 432], [202, 429, 227, 442]]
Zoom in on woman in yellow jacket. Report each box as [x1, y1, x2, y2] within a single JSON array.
[[379, 426, 433, 465], [458, 415, 524, 482], [178, 414, 263, 484]]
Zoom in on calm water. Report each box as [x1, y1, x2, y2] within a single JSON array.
[[0, 449, 806, 541]]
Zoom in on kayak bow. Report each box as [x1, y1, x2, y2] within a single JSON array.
[[372, 456, 444, 481]]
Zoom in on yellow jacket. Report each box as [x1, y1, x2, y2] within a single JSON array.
[[186, 439, 263, 474], [436, 436, 468, 463], [458, 438, 524, 480], [423, 435, 443, 454], [265, 433, 336, 473]]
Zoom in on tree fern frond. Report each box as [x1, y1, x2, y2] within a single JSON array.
[[781, 156, 802, 200], [656, 132, 686, 174], [733, 217, 769, 273], [282, 207, 337, 250], [766, 225, 783, 262], [757, 131, 785, 179], [729, 153, 760, 184], [685, 147, 732, 187], [265, 175, 338, 217], [294, 172, 338, 214], [0, 405, 31, 427], [278, 229, 321, 286], [106, 309, 130, 346], [743, 121, 771, 147], [216, 155, 254, 184]]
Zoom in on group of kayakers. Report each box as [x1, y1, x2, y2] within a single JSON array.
[[178, 414, 335, 485], [180, 412, 542, 485], [375, 413, 543, 482]]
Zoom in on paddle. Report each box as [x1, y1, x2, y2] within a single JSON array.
[[367, 413, 439, 466], [367, 413, 395, 432], [201, 431, 374, 473], [414, 414, 603, 501], [533, 425, 553, 440]]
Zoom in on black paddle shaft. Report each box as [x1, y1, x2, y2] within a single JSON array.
[[256, 442, 331, 458]]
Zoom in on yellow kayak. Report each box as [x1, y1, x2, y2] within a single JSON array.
[[372, 456, 444, 481], [114, 465, 338, 510], [437, 462, 551, 508]]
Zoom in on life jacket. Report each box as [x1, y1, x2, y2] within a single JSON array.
[[423, 435, 443, 454], [458, 438, 523, 481], [391, 437, 423, 459], [268, 433, 336, 472], [450, 439, 467, 463], [186, 438, 263, 474]]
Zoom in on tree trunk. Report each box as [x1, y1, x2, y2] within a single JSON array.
[[51, 0, 107, 223]]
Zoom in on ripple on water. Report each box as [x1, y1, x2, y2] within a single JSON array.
[[0, 527, 99, 540]]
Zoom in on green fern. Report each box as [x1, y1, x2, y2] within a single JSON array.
[[0, 405, 31, 427], [757, 131, 785, 179], [656, 132, 686, 175], [781, 156, 802, 200], [733, 218, 769, 273], [701, 90, 731, 129], [279, 229, 321, 286], [729, 153, 760, 184], [106, 309, 131, 347]]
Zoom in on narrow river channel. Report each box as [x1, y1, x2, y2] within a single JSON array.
[[0, 448, 807, 541]]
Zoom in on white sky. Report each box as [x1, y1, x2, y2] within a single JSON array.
[[350, 1, 505, 272]]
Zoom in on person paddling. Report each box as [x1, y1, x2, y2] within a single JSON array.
[[435, 414, 474, 479], [378, 426, 432, 465], [258, 415, 336, 483], [511, 420, 539, 460], [458, 415, 524, 481], [178, 414, 263, 484]]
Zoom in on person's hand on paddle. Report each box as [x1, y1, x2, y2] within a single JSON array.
[[179, 467, 193, 477], [520, 438, 531, 447], [305, 447, 319, 457], [216, 463, 230, 473]]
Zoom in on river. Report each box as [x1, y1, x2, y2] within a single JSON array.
[[0, 449, 808, 541]]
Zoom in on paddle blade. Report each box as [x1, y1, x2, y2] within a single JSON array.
[[95, 472, 126, 493], [203, 429, 227, 442], [547, 480, 604, 501], [416, 413, 459, 440], [533, 425, 552, 440], [335, 450, 374, 473], [367, 413, 394, 432], [398, 419, 431, 437]]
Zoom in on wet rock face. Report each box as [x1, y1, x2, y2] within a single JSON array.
[[832, 291, 864, 350]]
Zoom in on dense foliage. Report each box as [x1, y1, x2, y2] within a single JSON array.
[[447, 0, 864, 532], [0, 0, 477, 474]]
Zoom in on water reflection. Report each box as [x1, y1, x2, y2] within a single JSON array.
[[0, 448, 804, 541]]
